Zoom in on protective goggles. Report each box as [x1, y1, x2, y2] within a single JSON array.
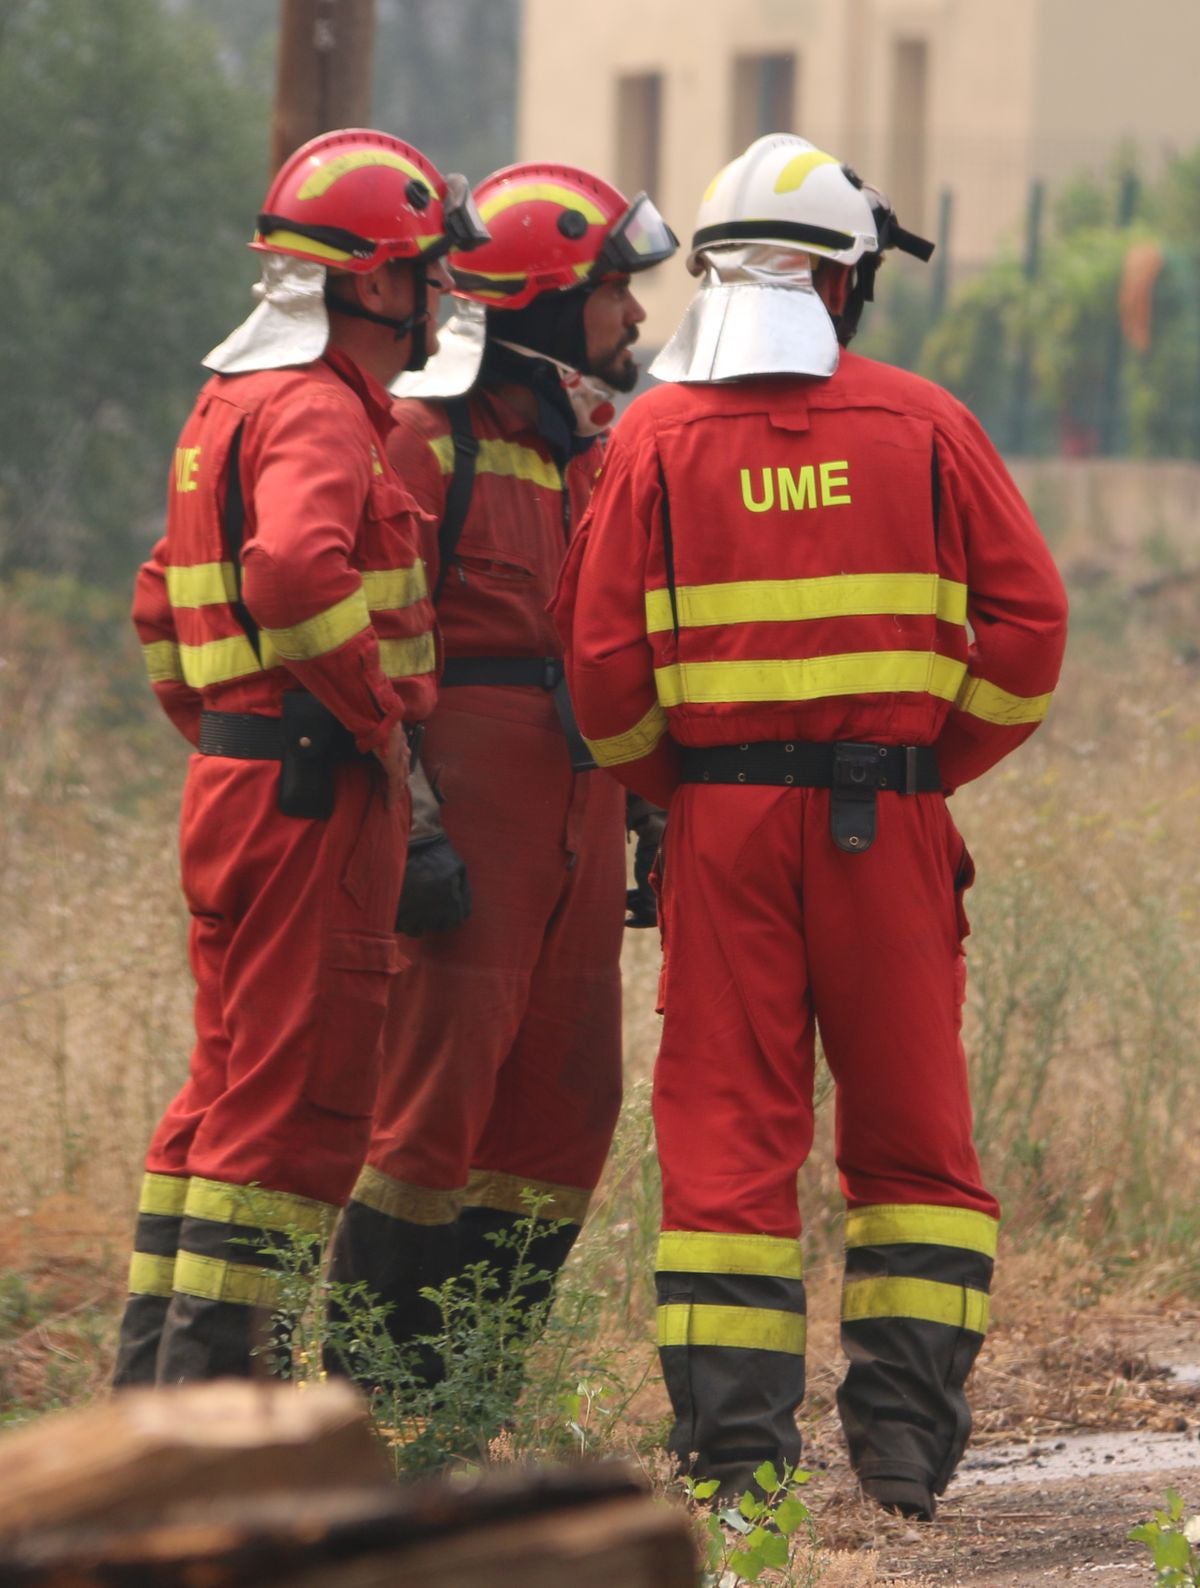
[[860, 182, 935, 262], [592, 193, 678, 278], [441, 173, 490, 254]]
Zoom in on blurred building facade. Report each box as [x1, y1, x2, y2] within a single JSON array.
[[518, 0, 1200, 339]]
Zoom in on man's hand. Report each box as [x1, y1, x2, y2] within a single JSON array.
[[626, 796, 666, 929], [395, 759, 472, 935], [396, 834, 472, 935], [377, 720, 411, 810]]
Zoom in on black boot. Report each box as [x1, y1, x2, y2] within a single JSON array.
[[325, 1198, 459, 1389]]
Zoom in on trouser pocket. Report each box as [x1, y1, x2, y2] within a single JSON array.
[[308, 931, 408, 1117]]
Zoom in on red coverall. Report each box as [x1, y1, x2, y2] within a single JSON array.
[[326, 384, 625, 1366], [554, 350, 1069, 1501], [114, 350, 436, 1385]]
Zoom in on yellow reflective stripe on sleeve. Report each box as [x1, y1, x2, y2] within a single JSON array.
[[361, 563, 428, 611], [183, 1177, 336, 1238], [138, 1172, 189, 1218], [655, 650, 966, 708], [172, 1251, 281, 1308], [844, 1204, 999, 1258], [166, 561, 238, 608], [260, 588, 371, 662], [143, 640, 183, 684], [128, 1251, 177, 1298], [479, 182, 606, 226], [352, 1165, 466, 1226], [428, 434, 561, 491], [657, 1304, 806, 1355], [379, 632, 437, 677], [955, 674, 1054, 726], [842, 1276, 990, 1335], [644, 574, 968, 634], [179, 633, 263, 687], [657, 1231, 803, 1280], [464, 1168, 591, 1224], [583, 703, 668, 768]]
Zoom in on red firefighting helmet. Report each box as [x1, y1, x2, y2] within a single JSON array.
[[447, 162, 677, 310], [251, 127, 488, 273]]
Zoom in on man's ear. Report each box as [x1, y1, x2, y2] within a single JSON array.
[[815, 260, 851, 315], [354, 265, 388, 309]]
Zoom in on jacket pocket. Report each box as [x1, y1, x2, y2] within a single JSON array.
[[308, 929, 408, 1118]]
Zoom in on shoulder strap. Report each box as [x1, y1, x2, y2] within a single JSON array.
[[219, 419, 261, 660], [656, 455, 681, 642], [432, 396, 479, 605]]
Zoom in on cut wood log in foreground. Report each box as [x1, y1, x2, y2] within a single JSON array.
[[0, 1381, 695, 1587]]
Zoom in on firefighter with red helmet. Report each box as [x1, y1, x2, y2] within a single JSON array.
[[112, 129, 489, 1385], [324, 165, 677, 1374], [553, 135, 1068, 1517]]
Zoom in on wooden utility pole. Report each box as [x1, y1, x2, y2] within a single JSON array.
[[271, 0, 377, 175]]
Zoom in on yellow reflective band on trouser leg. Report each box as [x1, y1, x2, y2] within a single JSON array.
[[137, 1172, 189, 1217], [841, 1276, 990, 1336], [463, 1169, 591, 1224], [127, 1251, 177, 1299], [171, 1251, 283, 1309], [350, 1165, 465, 1226], [656, 1231, 804, 1279], [844, 1204, 999, 1258], [657, 1303, 807, 1355], [183, 1177, 337, 1239]]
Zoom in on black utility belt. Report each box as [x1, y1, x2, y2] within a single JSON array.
[[679, 740, 942, 854], [439, 655, 595, 774], [198, 694, 421, 821]]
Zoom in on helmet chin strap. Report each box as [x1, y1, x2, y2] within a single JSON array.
[[324, 272, 432, 370]]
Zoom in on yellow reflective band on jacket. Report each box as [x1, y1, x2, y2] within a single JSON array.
[[479, 182, 606, 226], [955, 673, 1054, 726], [655, 650, 966, 708], [464, 1168, 591, 1224], [352, 1165, 466, 1226], [644, 574, 968, 635], [583, 703, 669, 768], [179, 633, 267, 687], [842, 1276, 990, 1335], [260, 588, 371, 663], [172, 1251, 281, 1308], [657, 1231, 804, 1280], [361, 563, 429, 611], [137, 1172, 189, 1218], [657, 1303, 806, 1355], [127, 1251, 177, 1299], [183, 1176, 336, 1238], [844, 1204, 999, 1258], [428, 434, 562, 492], [143, 640, 183, 685], [379, 632, 437, 678], [166, 561, 238, 608]]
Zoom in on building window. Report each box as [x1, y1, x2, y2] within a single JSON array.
[[616, 73, 663, 198], [890, 38, 929, 232], [731, 52, 797, 151]]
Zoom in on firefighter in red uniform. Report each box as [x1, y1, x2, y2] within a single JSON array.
[[112, 129, 489, 1385], [554, 135, 1069, 1518], [324, 165, 677, 1373]]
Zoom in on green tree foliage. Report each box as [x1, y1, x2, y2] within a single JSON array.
[[0, 0, 268, 584], [910, 152, 1200, 458]]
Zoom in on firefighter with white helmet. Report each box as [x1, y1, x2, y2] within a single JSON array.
[[113, 129, 488, 1385], [324, 164, 677, 1383], [554, 134, 1068, 1516]]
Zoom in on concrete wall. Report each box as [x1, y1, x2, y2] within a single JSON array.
[[518, 0, 1200, 338]]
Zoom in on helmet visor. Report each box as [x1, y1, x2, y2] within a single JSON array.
[[442, 173, 490, 253], [594, 193, 678, 277]]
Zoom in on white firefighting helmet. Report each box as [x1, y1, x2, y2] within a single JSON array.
[[651, 134, 880, 384]]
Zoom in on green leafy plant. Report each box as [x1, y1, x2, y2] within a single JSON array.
[[1129, 1489, 1200, 1585], [685, 1461, 815, 1586]]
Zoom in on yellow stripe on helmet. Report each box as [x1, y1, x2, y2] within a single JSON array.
[[297, 149, 429, 201], [479, 182, 606, 226]]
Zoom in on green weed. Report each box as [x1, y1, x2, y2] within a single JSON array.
[[1130, 1489, 1200, 1585]]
